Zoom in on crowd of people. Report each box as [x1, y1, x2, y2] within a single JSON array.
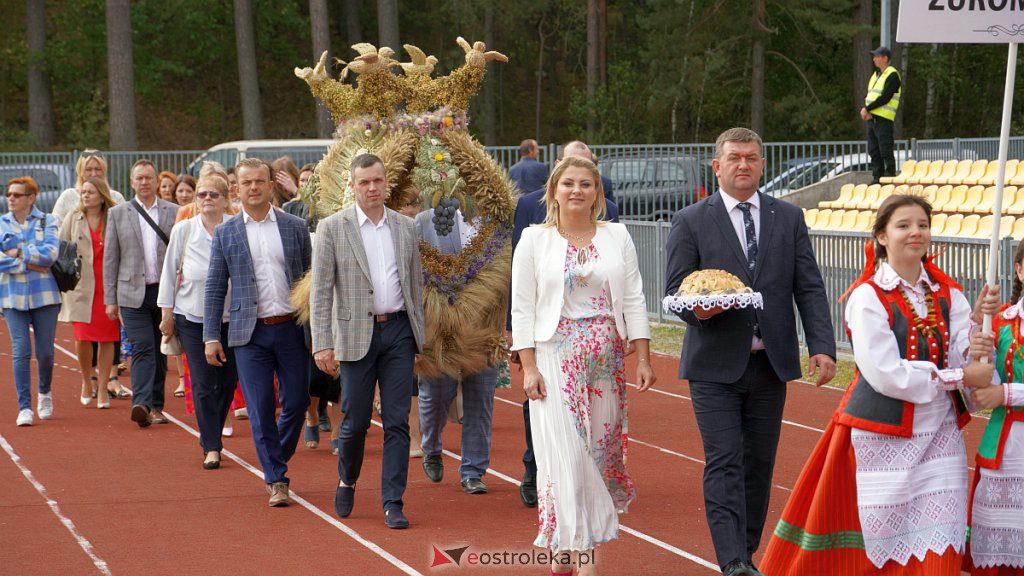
[[4, 125, 1024, 575]]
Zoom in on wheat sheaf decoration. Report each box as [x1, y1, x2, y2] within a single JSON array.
[[292, 35, 516, 379]]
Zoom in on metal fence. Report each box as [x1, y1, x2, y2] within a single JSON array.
[[624, 220, 1016, 351]]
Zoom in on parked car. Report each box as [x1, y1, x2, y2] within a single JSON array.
[[0, 164, 75, 214], [188, 139, 334, 175], [599, 154, 713, 221]]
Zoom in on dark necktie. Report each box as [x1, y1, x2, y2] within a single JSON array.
[[737, 202, 758, 276]]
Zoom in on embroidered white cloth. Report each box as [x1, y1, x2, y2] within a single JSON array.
[[662, 292, 763, 313], [845, 262, 973, 567]]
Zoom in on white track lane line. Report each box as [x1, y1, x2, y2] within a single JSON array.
[[0, 435, 112, 575], [53, 343, 423, 576], [369, 421, 722, 573]]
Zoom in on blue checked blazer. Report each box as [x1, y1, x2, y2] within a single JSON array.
[[203, 208, 311, 347]]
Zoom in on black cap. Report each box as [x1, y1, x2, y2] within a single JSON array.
[[870, 46, 893, 58]]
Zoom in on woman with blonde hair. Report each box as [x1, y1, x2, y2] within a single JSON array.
[[511, 156, 656, 575], [59, 177, 121, 408], [51, 150, 125, 228]]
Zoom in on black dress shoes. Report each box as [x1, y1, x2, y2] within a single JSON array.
[[423, 454, 443, 483], [130, 404, 151, 428], [722, 560, 758, 576], [334, 485, 355, 518], [384, 506, 409, 529], [520, 472, 537, 507], [460, 477, 488, 494]]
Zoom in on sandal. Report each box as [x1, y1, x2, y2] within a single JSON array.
[[304, 422, 319, 449], [107, 377, 132, 399], [90, 376, 98, 398], [174, 378, 185, 398]]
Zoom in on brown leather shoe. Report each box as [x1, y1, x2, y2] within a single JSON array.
[[149, 410, 169, 424], [267, 482, 290, 507]]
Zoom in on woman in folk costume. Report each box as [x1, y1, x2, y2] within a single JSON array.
[[964, 240, 1024, 575], [760, 194, 999, 575]]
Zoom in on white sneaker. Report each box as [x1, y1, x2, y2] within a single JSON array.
[[222, 426, 234, 437], [37, 392, 53, 420], [16, 409, 33, 427]]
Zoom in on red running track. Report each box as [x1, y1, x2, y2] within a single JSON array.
[[0, 322, 985, 575]]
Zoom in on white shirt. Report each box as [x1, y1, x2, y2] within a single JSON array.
[[457, 210, 479, 249], [242, 207, 293, 318], [157, 216, 231, 323], [135, 197, 162, 284], [719, 190, 763, 349], [355, 203, 405, 314], [719, 190, 761, 259]]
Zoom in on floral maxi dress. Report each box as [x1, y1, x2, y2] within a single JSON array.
[[530, 243, 635, 553]]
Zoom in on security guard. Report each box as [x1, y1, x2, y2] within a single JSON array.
[[860, 46, 901, 183]]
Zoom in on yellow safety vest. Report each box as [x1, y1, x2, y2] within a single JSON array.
[[865, 66, 901, 121]]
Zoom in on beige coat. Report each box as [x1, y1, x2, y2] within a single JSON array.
[[58, 211, 100, 323]]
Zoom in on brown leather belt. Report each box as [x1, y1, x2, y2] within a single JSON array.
[[259, 314, 294, 325], [373, 310, 407, 323]]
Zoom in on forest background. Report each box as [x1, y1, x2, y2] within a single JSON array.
[[1, 0, 1022, 152]]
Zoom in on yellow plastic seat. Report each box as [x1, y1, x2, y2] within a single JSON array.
[[838, 210, 859, 230], [825, 210, 846, 230], [844, 184, 869, 210], [857, 184, 881, 210], [811, 209, 832, 229], [920, 185, 939, 205], [943, 213, 964, 236], [1010, 162, 1024, 187], [960, 186, 986, 213], [918, 160, 947, 185], [821, 184, 855, 209], [1000, 215, 1015, 238], [974, 215, 994, 239], [931, 213, 949, 236], [980, 159, 1021, 186], [945, 160, 977, 185], [925, 160, 959, 185], [853, 210, 873, 232], [959, 214, 981, 237], [1013, 218, 1024, 241], [893, 184, 910, 194], [871, 185, 895, 210], [905, 160, 932, 185], [1007, 187, 1024, 215], [941, 185, 969, 213], [975, 187, 998, 214], [961, 160, 992, 186], [883, 159, 916, 185], [930, 185, 953, 211], [804, 208, 819, 228]]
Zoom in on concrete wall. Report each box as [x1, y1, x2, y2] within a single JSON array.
[[780, 172, 874, 209]]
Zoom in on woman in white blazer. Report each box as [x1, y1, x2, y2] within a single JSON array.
[[511, 156, 656, 576]]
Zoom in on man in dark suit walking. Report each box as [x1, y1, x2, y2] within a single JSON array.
[[507, 139, 548, 195], [204, 158, 312, 508], [664, 128, 836, 576]]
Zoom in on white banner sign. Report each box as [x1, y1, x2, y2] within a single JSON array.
[[898, 0, 1024, 43]]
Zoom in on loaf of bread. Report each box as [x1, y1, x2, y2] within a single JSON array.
[[676, 269, 752, 295]]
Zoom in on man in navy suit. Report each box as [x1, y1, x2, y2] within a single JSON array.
[[509, 139, 619, 507], [507, 139, 548, 195], [204, 158, 312, 508], [664, 128, 836, 576]]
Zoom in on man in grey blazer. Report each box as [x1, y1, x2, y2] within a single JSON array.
[[310, 154, 425, 529], [664, 128, 837, 576], [103, 159, 178, 428], [414, 208, 497, 495]]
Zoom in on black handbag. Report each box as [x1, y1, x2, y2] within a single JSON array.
[[39, 219, 81, 293]]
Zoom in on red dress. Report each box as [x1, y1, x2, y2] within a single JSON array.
[[72, 224, 120, 342]]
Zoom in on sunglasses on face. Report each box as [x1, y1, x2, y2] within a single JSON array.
[[6, 192, 30, 199], [196, 191, 222, 199], [80, 151, 104, 159]]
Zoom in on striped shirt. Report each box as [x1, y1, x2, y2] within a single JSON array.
[[0, 207, 61, 310]]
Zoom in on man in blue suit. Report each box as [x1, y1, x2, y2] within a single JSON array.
[[664, 128, 836, 576], [509, 139, 619, 507], [204, 158, 312, 508], [507, 139, 549, 195]]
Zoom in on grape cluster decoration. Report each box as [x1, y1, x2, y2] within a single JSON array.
[[432, 196, 461, 237]]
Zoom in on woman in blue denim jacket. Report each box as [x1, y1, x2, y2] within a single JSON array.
[[0, 176, 60, 426]]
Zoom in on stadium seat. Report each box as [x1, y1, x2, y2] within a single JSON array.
[[1013, 218, 1024, 241], [1002, 187, 1023, 215], [924, 160, 958, 185], [857, 184, 881, 209], [941, 185, 969, 213], [893, 184, 910, 194], [853, 210, 873, 232], [839, 210, 859, 230], [950, 160, 986, 186], [920, 185, 939, 205], [931, 213, 949, 236], [974, 215, 994, 239], [820, 184, 855, 209], [811, 209, 832, 229], [943, 213, 964, 236], [1010, 162, 1024, 187], [824, 210, 845, 230], [804, 208, 818, 228], [918, 160, 947, 185], [930, 185, 953, 211], [843, 184, 868, 210], [935, 160, 972, 185], [1000, 215, 1015, 238], [906, 160, 932, 185], [980, 159, 1020, 186], [871, 185, 895, 210], [960, 186, 986, 213], [962, 160, 992, 186], [882, 159, 916, 185], [959, 214, 981, 237], [975, 187, 997, 214]]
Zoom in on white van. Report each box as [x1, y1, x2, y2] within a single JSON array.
[[188, 139, 334, 174]]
